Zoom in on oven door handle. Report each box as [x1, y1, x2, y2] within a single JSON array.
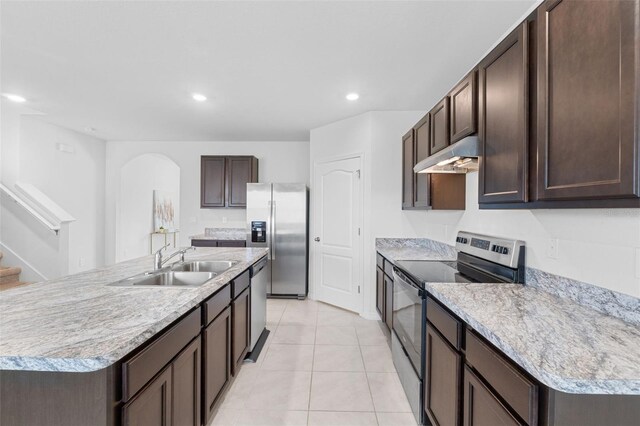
[[393, 268, 422, 292]]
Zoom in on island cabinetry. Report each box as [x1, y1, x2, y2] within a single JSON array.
[[203, 306, 232, 424], [122, 307, 202, 426], [230, 269, 251, 375]]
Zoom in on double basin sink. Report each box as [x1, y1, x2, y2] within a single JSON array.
[[110, 261, 239, 288]]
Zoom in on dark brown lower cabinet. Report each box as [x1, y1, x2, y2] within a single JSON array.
[[376, 267, 384, 320], [203, 306, 231, 424], [191, 239, 247, 248], [231, 287, 251, 375], [172, 337, 201, 426], [463, 366, 520, 426], [123, 366, 173, 426], [384, 275, 393, 331], [425, 326, 462, 426]]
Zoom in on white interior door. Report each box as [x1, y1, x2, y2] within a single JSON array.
[[313, 156, 362, 313]]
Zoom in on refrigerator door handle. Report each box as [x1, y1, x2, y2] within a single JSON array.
[[271, 200, 276, 260]]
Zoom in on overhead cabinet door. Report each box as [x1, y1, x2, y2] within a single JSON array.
[[227, 157, 258, 207], [201, 157, 226, 207], [449, 71, 478, 143], [430, 98, 450, 155], [536, 0, 639, 201], [478, 23, 529, 204], [413, 115, 431, 208], [402, 130, 415, 209]]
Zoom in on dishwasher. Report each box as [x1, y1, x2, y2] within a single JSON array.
[[246, 255, 269, 362]]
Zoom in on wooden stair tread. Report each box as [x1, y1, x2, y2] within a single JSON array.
[[0, 281, 29, 291], [0, 266, 21, 277]]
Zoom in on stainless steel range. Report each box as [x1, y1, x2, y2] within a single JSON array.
[[391, 231, 525, 425]]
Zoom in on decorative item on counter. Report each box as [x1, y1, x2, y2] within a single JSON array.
[[153, 190, 177, 232]]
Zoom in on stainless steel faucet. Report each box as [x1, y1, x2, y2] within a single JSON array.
[[153, 245, 195, 270]]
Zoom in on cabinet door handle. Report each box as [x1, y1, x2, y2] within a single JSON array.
[[314, 237, 320, 242]]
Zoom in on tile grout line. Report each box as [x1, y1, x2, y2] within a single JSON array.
[[357, 319, 381, 425], [306, 305, 320, 425]]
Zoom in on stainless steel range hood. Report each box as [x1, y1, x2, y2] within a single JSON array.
[[413, 135, 480, 174]]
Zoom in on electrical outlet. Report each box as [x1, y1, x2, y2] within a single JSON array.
[[547, 238, 559, 259], [78, 257, 85, 267], [635, 248, 640, 279], [222, 216, 228, 224]]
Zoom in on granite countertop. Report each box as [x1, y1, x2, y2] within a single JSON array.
[[190, 227, 245, 241], [0, 247, 268, 373], [376, 238, 640, 395], [376, 238, 457, 263]]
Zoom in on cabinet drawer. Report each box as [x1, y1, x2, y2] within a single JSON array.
[[204, 286, 232, 326], [376, 253, 384, 269], [231, 270, 250, 299], [123, 307, 201, 401], [466, 329, 538, 425], [217, 240, 246, 248], [383, 259, 394, 279], [426, 298, 462, 350], [191, 239, 217, 248]]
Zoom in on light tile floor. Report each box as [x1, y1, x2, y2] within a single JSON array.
[[209, 298, 417, 426]]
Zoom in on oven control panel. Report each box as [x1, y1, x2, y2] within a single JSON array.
[[455, 231, 524, 269]]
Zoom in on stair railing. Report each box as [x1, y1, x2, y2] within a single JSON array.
[[0, 183, 60, 235]]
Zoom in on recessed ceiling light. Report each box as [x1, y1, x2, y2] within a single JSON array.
[[3, 93, 26, 103], [345, 93, 359, 101], [192, 93, 207, 102]]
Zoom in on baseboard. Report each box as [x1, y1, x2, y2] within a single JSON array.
[[0, 241, 48, 283], [360, 310, 382, 321]]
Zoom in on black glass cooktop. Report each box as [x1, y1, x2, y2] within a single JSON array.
[[395, 260, 475, 284]]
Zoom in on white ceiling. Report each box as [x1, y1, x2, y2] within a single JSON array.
[[1, 1, 536, 141]]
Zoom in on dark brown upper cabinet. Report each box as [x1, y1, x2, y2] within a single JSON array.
[[201, 156, 258, 208], [201, 156, 226, 207], [429, 98, 450, 155], [402, 125, 466, 211], [478, 22, 529, 204], [449, 71, 477, 143], [402, 130, 416, 209], [536, 0, 639, 201], [413, 115, 431, 208]]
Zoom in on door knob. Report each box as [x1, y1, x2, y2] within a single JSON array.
[[314, 237, 320, 242]]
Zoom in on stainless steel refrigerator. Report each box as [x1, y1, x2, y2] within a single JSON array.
[[246, 183, 308, 298]]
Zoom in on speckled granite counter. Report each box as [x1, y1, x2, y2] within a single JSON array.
[[376, 237, 457, 262], [376, 238, 640, 395], [0, 247, 268, 373], [425, 282, 640, 395], [190, 227, 245, 241]]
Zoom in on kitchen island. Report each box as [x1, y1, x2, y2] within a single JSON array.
[[0, 247, 268, 426]]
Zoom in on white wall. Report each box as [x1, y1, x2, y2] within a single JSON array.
[[0, 107, 106, 278], [116, 154, 180, 262], [105, 140, 310, 264]]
